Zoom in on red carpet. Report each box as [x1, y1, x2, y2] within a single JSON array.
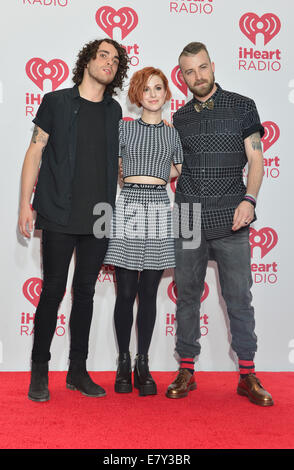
[[0, 371, 293, 450]]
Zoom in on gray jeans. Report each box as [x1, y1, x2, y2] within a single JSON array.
[[174, 228, 257, 361]]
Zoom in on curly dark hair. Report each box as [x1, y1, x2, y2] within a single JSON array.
[[72, 38, 129, 96]]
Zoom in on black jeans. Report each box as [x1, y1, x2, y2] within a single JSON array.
[[32, 230, 108, 363]]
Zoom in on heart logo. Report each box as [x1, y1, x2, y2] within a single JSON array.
[[249, 227, 278, 258], [26, 58, 69, 91], [170, 176, 178, 194], [167, 280, 209, 304], [261, 121, 280, 152], [23, 277, 43, 308], [95, 6, 138, 40], [167, 280, 177, 304], [171, 65, 188, 97], [201, 282, 209, 303], [239, 13, 281, 45]]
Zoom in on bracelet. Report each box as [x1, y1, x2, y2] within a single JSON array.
[[245, 193, 256, 202], [243, 194, 256, 207]]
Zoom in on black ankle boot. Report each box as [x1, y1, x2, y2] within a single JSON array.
[[134, 354, 157, 396], [66, 359, 106, 397], [115, 352, 132, 393], [28, 361, 50, 402]]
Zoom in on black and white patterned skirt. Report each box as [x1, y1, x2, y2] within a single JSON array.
[[104, 183, 175, 271]]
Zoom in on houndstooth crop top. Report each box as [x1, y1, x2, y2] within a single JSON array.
[[119, 118, 183, 183]]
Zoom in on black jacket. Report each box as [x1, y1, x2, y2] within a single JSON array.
[[32, 85, 122, 226]]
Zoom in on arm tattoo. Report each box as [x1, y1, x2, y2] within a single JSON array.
[[249, 132, 262, 151], [31, 125, 48, 147], [31, 126, 39, 143]]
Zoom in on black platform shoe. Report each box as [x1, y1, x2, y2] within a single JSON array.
[[66, 359, 106, 397], [114, 352, 132, 393], [133, 354, 157, 396], [28, 361, 50, 402]]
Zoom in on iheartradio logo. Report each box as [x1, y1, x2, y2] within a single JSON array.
[[171, 65, 187, 97], [167, 280, 209, 304], [23, 277, 42, 308], [21, 277, 67, 337], [26, 58, 69, 91], [261, 121, 280, 152], [249, 227, 278, 259], [95, 6, 138, 40], [22, 277, 66, 306], [239, 13, 281, 46]]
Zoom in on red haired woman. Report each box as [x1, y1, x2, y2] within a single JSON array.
[[104, 67, 183, 396]]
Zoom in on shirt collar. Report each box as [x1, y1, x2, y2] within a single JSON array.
[[72, 84, 80, 99], [71, 84, 112, 104], [138, 118, 164, 128]]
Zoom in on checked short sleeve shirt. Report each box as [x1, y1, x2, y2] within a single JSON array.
[[173, 83, 264, 240]]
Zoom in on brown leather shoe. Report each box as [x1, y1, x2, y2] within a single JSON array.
[[237, 374, 274, 406], [166, 368, 197, 399]]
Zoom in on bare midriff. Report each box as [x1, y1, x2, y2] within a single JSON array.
[[124, 175, 166, 185]]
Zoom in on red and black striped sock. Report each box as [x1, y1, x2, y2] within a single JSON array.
[[180, 358, 194, 375], [239, 359, 255, 378]]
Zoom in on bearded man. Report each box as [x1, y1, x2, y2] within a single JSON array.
[[166, 42, 273, 406]]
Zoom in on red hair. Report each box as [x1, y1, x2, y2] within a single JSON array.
[[128, 67, 172, 107]]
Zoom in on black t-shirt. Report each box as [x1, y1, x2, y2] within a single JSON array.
[[36, 97, 107, 234]]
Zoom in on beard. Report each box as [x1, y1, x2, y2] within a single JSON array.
[[190, 73, 215, 98], [87, 65, 114, 86]]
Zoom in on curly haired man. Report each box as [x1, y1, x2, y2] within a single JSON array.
[[18, 39, 129, 402]]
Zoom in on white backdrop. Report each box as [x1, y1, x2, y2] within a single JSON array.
[[1, 0, 293, 372]]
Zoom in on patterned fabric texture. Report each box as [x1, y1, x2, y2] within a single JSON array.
[[173, 83, 264, 240], [119, 118, 183, 183], [103, 184, 176, 271]]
